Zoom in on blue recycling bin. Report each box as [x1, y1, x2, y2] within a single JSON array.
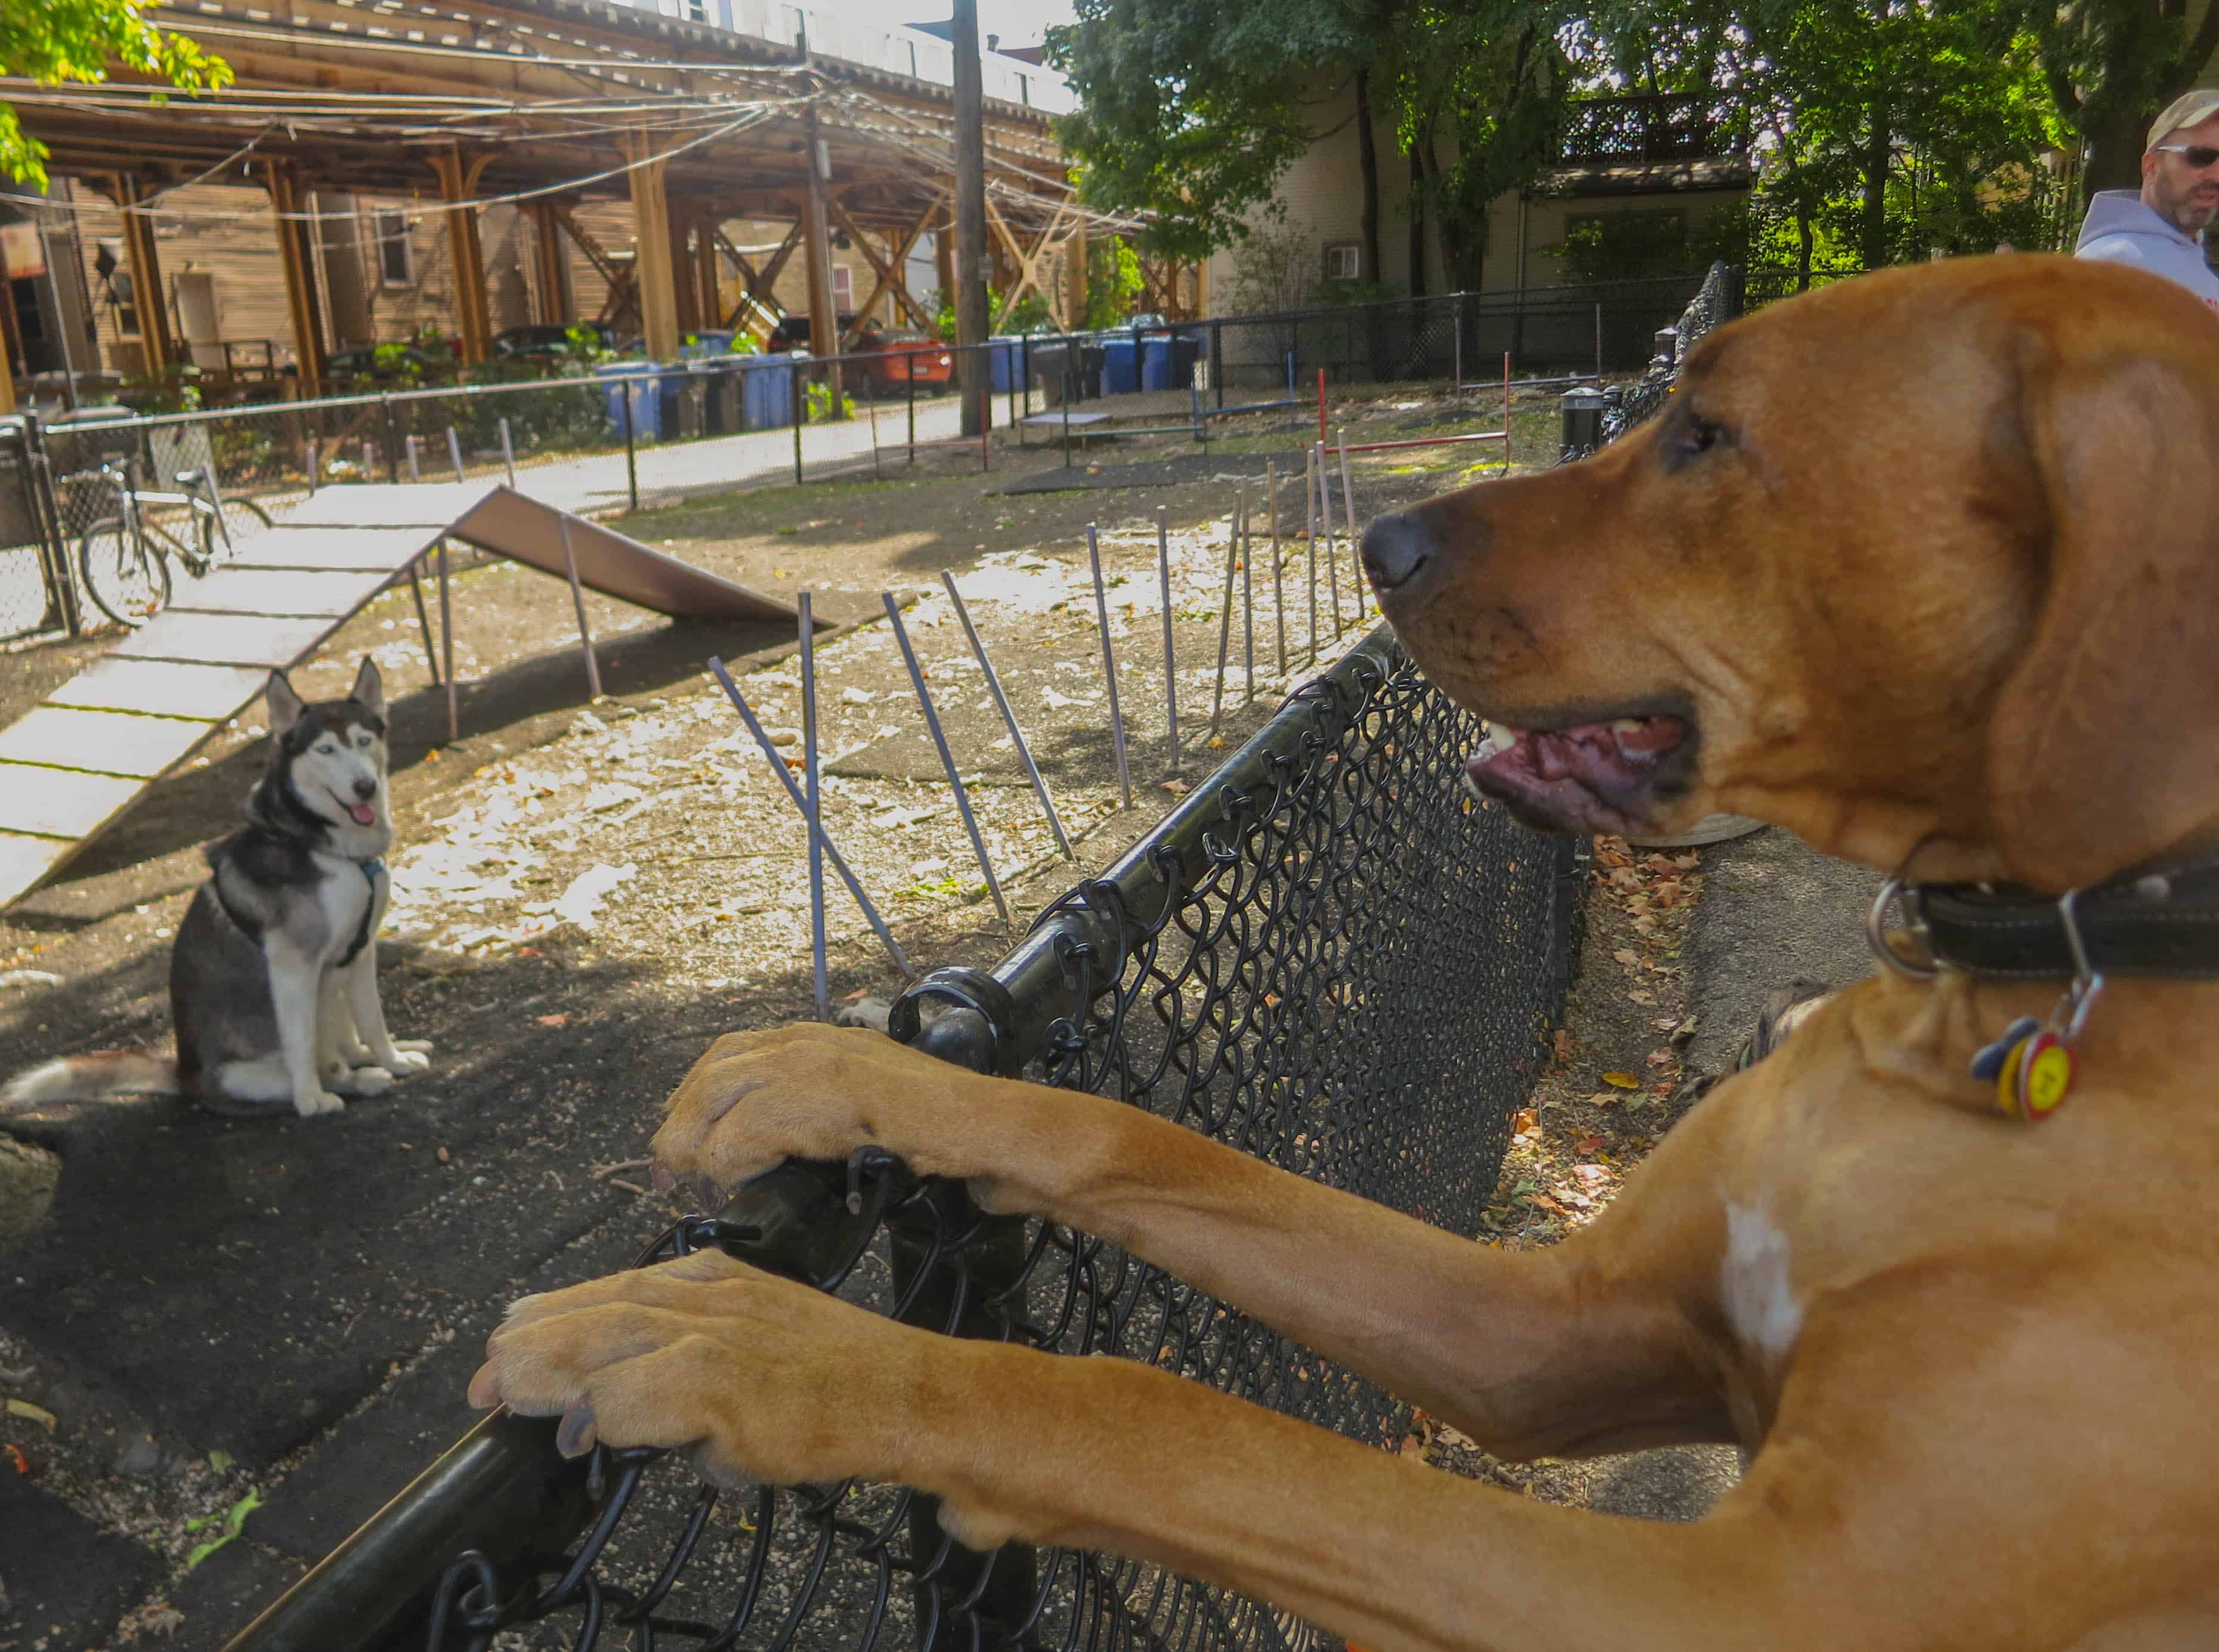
[[987, 336, 1022, 394], [1142, 333, 1201, 392], [1099, 335, 1141, 395], [594, 362, 660, 443], [738, 355, 799, 430]]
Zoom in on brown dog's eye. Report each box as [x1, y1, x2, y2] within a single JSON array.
[[1665, 410, 1729, 470]]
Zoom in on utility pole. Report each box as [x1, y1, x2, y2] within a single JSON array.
[[799, 26, 845, 414], [952, 0, 989, 438]]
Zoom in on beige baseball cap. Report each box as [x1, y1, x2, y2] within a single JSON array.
[[2149, 89, 2219, 150]]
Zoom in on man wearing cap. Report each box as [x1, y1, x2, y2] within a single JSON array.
[[2074, 89, 2219, 309]]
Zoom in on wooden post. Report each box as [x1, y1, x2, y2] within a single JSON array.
[[797, 77, 845, 411], [262, 164, 327, 399], [428, 147, 493, 367], [113, 175, 176, 376], [524, 199, 572, 327], [668, 199, 701, 339], [951, 0, 989, 437], [691, 208, 724, 338], [623, 136, 682, 363], [0, 288, 16, 413], [1066, 220, 1089, 330]]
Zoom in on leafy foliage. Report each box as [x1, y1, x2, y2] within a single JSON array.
[[1085, 235, 1146, 329], [0, 0, 231, 185]]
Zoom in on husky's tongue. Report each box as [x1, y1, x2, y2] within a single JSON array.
[[348, 802, 377, 826]]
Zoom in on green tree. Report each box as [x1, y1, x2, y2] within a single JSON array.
[[0, 0, 230, 185]]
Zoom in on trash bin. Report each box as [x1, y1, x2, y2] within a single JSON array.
[[1559, 386, 1607, 460], [693, 355, 749, 435], [1099, 335, 1141, 396], [1142, 333, 1201, 392], [681, 329, 739, 359], [987, 336, 1022, 395], [738, 355, 798, 431], [594, 363, 659, 444], [1031, 341, 1071, 406]]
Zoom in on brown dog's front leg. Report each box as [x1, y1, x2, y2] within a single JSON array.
[[473, 1251, 1800, 1652], [651, 1026, 1738, 1458]]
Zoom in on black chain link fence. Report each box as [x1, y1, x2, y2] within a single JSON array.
[[229, 620, 1587, 1652]]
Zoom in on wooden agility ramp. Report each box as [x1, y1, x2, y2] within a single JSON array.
[[0, 484, 802, 911]]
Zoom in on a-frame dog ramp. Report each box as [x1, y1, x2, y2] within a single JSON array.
[[0, 484, 803, 911]]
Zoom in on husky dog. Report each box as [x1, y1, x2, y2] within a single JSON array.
[[1, 657, 431, 1118]]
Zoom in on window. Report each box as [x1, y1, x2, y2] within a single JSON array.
[[1017, 73, 1030, 107], [372, 209, 414, 286], [1322, 242, 1361, 282], [832, 265, 853, 308]]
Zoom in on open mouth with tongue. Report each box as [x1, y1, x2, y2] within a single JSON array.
[[1465, 711, 1696, 836], [332, 790, 379, 827]]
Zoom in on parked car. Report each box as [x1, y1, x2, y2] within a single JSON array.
[[324, 344, 443, 381], [764, 313, 857, 354], [492, 322, 615, 361], [852, 330, 954, 395]]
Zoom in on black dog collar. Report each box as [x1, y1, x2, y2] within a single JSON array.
[[1876, 865, 2219, 982]]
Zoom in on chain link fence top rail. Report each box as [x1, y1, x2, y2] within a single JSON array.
[[230, 624, 1587, 1652]]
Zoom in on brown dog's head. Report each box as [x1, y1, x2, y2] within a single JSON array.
[[1365, 256, 2219, 892]]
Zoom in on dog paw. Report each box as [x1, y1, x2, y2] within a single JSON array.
[[391, 1038, 434, 1056], [376, 1045, 431, 1073], [466, 1249, 928, 1489], [295, 1088, 347, 1118], [336, 1066, 394, 1096]]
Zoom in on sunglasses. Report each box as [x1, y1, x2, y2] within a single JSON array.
[[2153, 143, 2219, 168]]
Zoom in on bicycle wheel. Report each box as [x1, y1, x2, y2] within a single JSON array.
[[196, 496, 274, 567], [79, 518, 171, 627]]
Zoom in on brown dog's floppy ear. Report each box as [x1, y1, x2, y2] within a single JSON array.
[[1986, 353, 2219, 891], [265, 670, 304, 737]]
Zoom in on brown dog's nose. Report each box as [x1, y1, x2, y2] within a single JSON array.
[[1361, 511, 1436, 594]]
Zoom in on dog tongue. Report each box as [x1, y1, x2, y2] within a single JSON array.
[[348, 802, 377, 826]]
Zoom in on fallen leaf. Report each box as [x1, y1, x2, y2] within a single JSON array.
[[208, 1449, 234, 1472], [1628, 989, 1656, 1006], [1612, 948, 1640, 967], [185, 1488, 265, 1571], [5, 1398, 55, 1433], [1600, 1072, 1640, 1089], [536, 1013, 570, 1027], [1586, 1091, 1622, 1107], [437, 1146, 451, 1164], [3, 1441, 26, 1475]]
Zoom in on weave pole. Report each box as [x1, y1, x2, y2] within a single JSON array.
[[1336, 436, 1361, 620], [1503, 351, 1513, 474], [407, 435, 422, 485], [1318, 440, 1342, 639], [1268, 458, 1286, 673], [1086, 523, 1133, 809], [940, 572, 1073, 858], [554, 515, 603, 700], [799, 592, 830, 1023], [882, 593, 1010, 927], [1157, 506, 1180, 771], [1206, 498, 1240, 743], [1240, 490, 1255, 704], [706, 658, 912, 980], [1305, 446, 1320, 659], [499, 417, 518, 487], [446, 426, 466, 485]]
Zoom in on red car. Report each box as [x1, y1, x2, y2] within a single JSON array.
[[854, 331, 954, 395]]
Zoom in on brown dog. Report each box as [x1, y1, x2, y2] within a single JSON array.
[[471, 256, 2219, 1650]]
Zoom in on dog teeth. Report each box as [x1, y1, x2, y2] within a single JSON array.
[[1609, 718, 1646, 734]]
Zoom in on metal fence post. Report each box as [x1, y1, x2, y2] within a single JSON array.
[[379, 395, 401, 485], [1212, 320, 1224, 410], [1452, 293, 1464, 393], [621, 380, 639, 512], [792, 362, 805, 485], [906, 350, 917, 464], [17, 413, 81, 636]]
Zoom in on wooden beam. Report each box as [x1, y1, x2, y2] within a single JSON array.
[[428, 147, 496, 365], [987, 197, 1074, 330], [1066, 219, 1088, 332], [690, 209, 722, 339], [623, 132, 681, 361], [523, 198, 572, 326], [112, 174, 178, 376], [667, 197, 701, 338], [830, 191, 940, 345], [261, 163, 326, 398]]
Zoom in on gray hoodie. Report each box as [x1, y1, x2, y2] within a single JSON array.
[[2074, 190, 2219, 311]]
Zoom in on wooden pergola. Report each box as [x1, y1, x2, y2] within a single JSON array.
[[2, 0, 1163, 403]]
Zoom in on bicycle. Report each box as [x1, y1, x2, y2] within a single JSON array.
[[76, 456, 274, 627]]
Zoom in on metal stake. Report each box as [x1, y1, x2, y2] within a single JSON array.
[[445, 426, 466, 485], [1318, 441, 1342, 638], [941, 570, 1073, 858], [555, 514, 602, 700], [706, 657, 911, 980], [1207, 500, 1239, 743], [800, 592, 829, 1022], [1085, 522, 1133, 809], [437, 537, 457, 742], [498, 417, 517, 488], [406, 435, 422, 485], [882, 593, 1010, 927], [1157, 506, 1179, 770], [360, 440, 373, 481], [407, 558, 441, 688], [306, 438, 320, 496]]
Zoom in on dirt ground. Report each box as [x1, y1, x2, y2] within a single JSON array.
[[0, 383, 1745, 1650]]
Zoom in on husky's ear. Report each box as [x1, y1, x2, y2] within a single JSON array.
[[265, 671, 305, 736], [351, 656, 385, 719]]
